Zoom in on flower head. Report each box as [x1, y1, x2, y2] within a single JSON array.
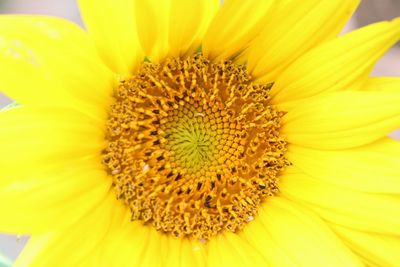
[[103, 55, 289, 239], [1, 1, 400, 266]]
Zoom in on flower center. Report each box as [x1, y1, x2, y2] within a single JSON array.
[[102, 55, 289, 240]]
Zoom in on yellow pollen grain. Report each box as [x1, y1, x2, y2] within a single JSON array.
[[102, 55, 289, 240]]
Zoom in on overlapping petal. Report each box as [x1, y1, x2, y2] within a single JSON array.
[[67, 202, 209, 267], [270, 18, 400, 106], [168, 0, 219, 58], [203, 0, 275, 61], [333, 225, 400, 267], [365, 77, 400, 92], [281, 91, 400, 149], [0, 106, 110, 233], [0, 162, 110, 234], [280, 171, 400, 236], [13, 193, 116, 267], [134, 0, 219, 62], [240, 213, 299, 267], [207, 233, 268, 267], [244, 197, 363, 267], [78, 0, 144, 76], [286, 137, 400, 193], [0, 107, 105, 167], [244, 0, 360, 83], [0, 16, 114, 120]]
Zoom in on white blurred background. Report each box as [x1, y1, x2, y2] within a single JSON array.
[[0, 0, 399, 265]]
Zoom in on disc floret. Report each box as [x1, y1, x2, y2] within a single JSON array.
[[103, 55, 289, 239]]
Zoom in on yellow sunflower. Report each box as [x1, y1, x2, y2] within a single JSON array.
[[1, 0, 400, 266]]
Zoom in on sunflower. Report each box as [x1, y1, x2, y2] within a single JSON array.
[[1, 0, 400, 266]]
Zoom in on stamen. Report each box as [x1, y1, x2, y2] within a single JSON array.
[[103, 55, 289, 240]]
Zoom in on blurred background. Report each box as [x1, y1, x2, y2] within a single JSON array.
[[0, 0, 399, 265]]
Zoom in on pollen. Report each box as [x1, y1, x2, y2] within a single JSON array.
[[102, 55, 289, 240]]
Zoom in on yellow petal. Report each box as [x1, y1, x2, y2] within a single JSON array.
[[0, 151, 111, 234], [203, 0, 276, 61], [0, 15, 114, 119], [93, 216, 151, 267], [78, 0, 144, 76], [0, 107, 106, 167], [83, 199, 206, 267], [168, 0, 219, 58], [139, 236, 207, 267], [134, 0, 170, 63], [240, 216, 298, 266], [287, 137, 400, 193], [14, 193, 116, 267], [134, 0, 219, 62], [333, 225, 400, 267], [180, 239, 207, 267], [0, 106, 109, 233], [73, 201, 147, 267], [87, 203, 164, 267], [254, 197, 363, 267], [280, 172, 400, 236], [245, 0, 360, 82], [12, 234, 51, 267], [365, 77, 400, 92], [282, 91, 400, 149], [207, 232, 268, 267], [270, 18, 400, 104], [163, 237, 182, 267]]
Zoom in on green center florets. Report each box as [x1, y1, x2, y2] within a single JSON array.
[[164, 107, 221, 172]]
